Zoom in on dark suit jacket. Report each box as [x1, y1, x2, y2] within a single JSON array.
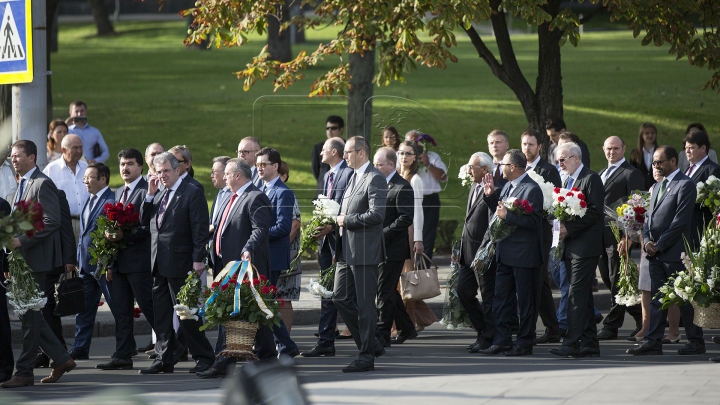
[[141, 180, 209, 278], [0, 198, 10, 273], [382, 172, 414, 262], [7, 168, 62, 273], [265, 178, 295, 273], [312, 141, 331, 198], [643, 171, 696, 262], [183, 174, 204, 192], [578, 138, 591, 168], [599, 160, 645, 247], [57, 190, 76, 268], [484, 174, 544, 268], [115, 178, 152, 274], [563, 166, 605, 259], [629, 152, 655, 191], [320, 161, 354, 256], [210, 184, 273, 277], [459, 182, 500, 268], [78, 187, 116, 276], [533, 158, 562, 188], [686, 158, 720, 250]]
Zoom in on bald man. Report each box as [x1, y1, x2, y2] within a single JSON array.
[[597, 136, 645, 341], [43, 134, 90, 245]]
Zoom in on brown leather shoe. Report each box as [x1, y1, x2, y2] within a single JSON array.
[[1, 375, 34, 388], [40, 359, 76, 383]]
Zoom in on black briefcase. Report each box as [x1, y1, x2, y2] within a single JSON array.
[[53, 270, 86, 317]]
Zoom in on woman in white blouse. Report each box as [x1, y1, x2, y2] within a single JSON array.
[[396, 140, 437, 333]]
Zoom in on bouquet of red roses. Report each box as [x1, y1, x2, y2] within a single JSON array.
[[89, 202, 141, 280]]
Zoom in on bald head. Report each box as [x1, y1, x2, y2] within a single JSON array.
[[61, 135, 83, 165], [603, 136, 626, 165], [61, 134, 81, 149]]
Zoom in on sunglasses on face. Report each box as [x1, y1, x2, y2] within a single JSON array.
[[557, 155, 577, 164]]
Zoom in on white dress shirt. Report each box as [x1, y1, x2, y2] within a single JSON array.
[[43, 158, 89, 216], [419, 151, 447, 195], [685, 155, 709, 177], [120, 176, 143, 204], [84, 186, 109, 225], [602, 158, 625, 184], [643, 147, 655, 171], [526, 155, 541, 172]]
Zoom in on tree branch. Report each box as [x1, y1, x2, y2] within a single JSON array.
[[579, 4, 603, 25], [463, 25, 505, 79]]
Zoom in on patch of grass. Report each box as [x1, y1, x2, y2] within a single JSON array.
[[52, 21, 720, 233]]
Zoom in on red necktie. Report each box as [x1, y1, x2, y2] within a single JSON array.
[[215, 193, 238, 256], [327, 172, 334, 196], [120, 187, 128, 205], [493, 164, 502, 184], [686, 164, 696, 177]]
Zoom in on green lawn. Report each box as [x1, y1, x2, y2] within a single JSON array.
[[52, 20, 720, 247]]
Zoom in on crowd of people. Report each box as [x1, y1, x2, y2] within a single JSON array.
[[0, 108, 719, 386]]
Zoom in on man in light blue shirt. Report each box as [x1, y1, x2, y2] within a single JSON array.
[[66, 101, 109, 163]]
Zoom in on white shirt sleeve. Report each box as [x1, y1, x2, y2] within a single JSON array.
[[428, 152, 447, 180], [411, 174, 424, 242]]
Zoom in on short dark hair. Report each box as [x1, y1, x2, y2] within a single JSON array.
[[256, 147, 282, 167], [686, 122, 706, 135], [684, 130, 711, 152], [545, 118, 566, 132], [349, 136, 371, 155], [521, 130, 542, 145], [327, 138, 345, 155], [506, 149, 527, 170], [559, 132, 581, 144], [117, 148, 144, 167], [657, 145, 679, 165], [88, 162, 110, 184], [326, 115, 344, 128], [278, 160, 290, 181], [12, 140, 37, 161], [69, 100, 87, 111], [213, 156, 232, 166]]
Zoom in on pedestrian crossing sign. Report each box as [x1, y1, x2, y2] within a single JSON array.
[[0, 0, 32, 84]]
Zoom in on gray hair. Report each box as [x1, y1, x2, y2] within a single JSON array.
[[169, 145, 193, 164], [471, 151, 493, 171], [376, 147, 397, 166], [227, 158, 252, 180], [556, 142, 582, 161], [405, 130, 423, 141], [506, 149, 527, 170], [153, 151, 179, 169], [212, 156, 232, 166]]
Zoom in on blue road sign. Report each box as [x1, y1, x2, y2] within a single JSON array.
[[0, 0, 33, 84]]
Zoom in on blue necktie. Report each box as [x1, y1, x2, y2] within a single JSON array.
[[13, 178, 25, 209], [565, 177, 575, 189]]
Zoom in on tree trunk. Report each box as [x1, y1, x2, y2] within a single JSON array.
[[266, 2, 292, 63], [289, 3, 305, 44], [89, 0, 115, 36], [534, 1, 564, 160], [347, 49, 375, 141]]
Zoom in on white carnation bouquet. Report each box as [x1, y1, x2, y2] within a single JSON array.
[[288, 196, 340, 272], [458, 165, 473, 189], [526, 170, 555, 216], [5, 251, 47, 316], [174, 270, 204, 321], [306, 263, 335, 299], [697, 175, 720, 215]]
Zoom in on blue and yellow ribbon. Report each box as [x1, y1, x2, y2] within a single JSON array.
[[199, 260, 273, 320]]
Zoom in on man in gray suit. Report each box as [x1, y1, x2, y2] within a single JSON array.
[[2, 140, 74, 388], [628, 146, 704, 356], [333, 136, 387, 372]]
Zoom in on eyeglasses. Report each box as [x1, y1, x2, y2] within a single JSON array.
[[82, 176, 98, 181], [397, 152, 415, 157], [497, 163, 513, 167], [343, 150, 362, 156], [237, 149, 258, 156], [557, 155, 577, 164], [652, 159, 670, 167], [256, 162, 272, 168], [177, 159, 187, 164], [210, 170, 224, 175], [326, 126, 339, 131]]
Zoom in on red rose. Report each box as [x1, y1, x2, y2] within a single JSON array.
[[24, 230, 35, 238], [260, 275, 267, 282], [15, 200, 28, 212], [133, 308, 142, 318], [634, 207, 645, 214], [211, 282, 219, 288], [115, 202, 123, 209], [108, 212, 119, 222], [554, 188, 561, 193], [558, 196, 565, 202], [577, 193, 585, 200], [125, 203, 135, 213], [221, 284, 228, 291], [252, 279, 260, 285], [278, 298, 285, 307], [104, 203, 114, 213], [243, 279, 249, 284], [579, 201, 587, 208], [636, 215, 645, 223], [571, 187, 580, 192], [33, 220, 45, 232], [132, 213, 140, 222], [270, 286, 278, 294], [512, 199, 521, 207], [261, 286, 270, 294], [98, 301, 105, 306], [566, 192, 574, 197]]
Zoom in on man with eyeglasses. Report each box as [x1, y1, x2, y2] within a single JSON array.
[[144, 143, 166, 184], [237, 136, 263, 187], [628, 146, 704, 357], [548, 142, 605, 358], [312, 116, 345, 198], [71, 163, 117, 361]]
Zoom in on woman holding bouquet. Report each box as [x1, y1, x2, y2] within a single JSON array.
[[396, 141, 437, 335]]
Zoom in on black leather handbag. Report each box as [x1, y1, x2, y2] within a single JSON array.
[[53, 270, 86, 317]]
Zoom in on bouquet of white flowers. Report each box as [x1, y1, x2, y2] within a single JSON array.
[[174, 270, 205, 321], [611, 225, 642, 307], [697, 175, 720, 215], [306, 263, 336, 299], [5, 251, 47, 316], [458, 165, 473, 189], [288, 196, 341, 272], [550, 186, 588, 260], [526, 170, 555, 216]]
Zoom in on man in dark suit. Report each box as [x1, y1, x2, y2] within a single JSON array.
[[312, 116, 344, 197], [456, 152, 499, 353], [545, 118, 591, 167], [478, 150, 543, 356], [2, 140, 74, 388], [140, 152, 214, 374], [371, 147, 415, 345], [96, 149, 156, 371], [197, 158, 275, 378], [549, 142, 605, 358], [237, 137, 263, 187], [628, 146, 704, 356], [256, 147, 299, 356], [0, 197, 13, 382], [170, 145, 204, 192], [333, 136, 387, 372], [597, 136, 646, 340], [522, 130, 563, 344], [683, 130, 720, 250], [71, 163, 117, 360], [302, 137, 354, 357]]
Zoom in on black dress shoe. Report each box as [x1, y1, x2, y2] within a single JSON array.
[[139, 362, 174, 374], [137, 342, 155, 352], [505, 346, 532, 356], [196, 367, 226, 379], [535, 332, 561, 344], [477, 345, 512, 355], [597, 328, 618, 340], [579, 347, 601, 357], [391, 330, 418, 345], [69, 350, 89, 360], [712, 336, 720, 345], [301, 345, 336, 357], [549, 346, 580, 358], [280, 348, 300, 358], [468, 337, 493, 353], [626, 343, 662, 356], [189, 362, 212, 373], [96, 358, 133, 370], [34, 353, 50, 368], [677, 340, 706, 355], [342, 360, 374, 372], [710, 356, 720, 363]]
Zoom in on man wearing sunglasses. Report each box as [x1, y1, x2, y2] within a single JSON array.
[[312, 116, 345, 198]]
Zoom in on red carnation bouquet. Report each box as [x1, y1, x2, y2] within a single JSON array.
[[472, 197, 535, 275], [88, 202, 141, 280]]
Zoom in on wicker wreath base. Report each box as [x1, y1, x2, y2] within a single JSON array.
[[691, 302, 720, 329], [220, 321, 259, 360]]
